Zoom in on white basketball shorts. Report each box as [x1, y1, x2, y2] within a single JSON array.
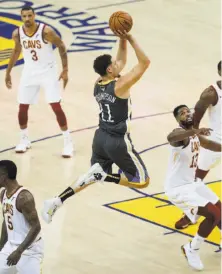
[[197, 134, 221, 171], [166, 182, 219, 223], [0, 238, 44, 274], [18, 65, 61, 104]]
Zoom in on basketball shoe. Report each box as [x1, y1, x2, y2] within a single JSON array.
[[181, 242, 204, 271], [15, 132, 31, 153], [42, 163, 106, 223], [62, 135, 74, 158]]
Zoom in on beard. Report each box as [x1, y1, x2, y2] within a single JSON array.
[[180, 119, 193, 128]]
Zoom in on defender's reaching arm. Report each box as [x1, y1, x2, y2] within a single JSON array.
[[193, 87, 218, 129], [167, 128, 212, 147], [5, 29, 22, 89], [199, 135, 222, 152]]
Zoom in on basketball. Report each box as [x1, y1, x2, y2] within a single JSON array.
[[109, 11, 133, 33]]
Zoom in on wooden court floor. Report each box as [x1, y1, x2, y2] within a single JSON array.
[[0, 0, 221, 273]]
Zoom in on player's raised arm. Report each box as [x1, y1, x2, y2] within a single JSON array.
[[7, 191, 41, 266], [199, 135, 222, 152], [43, 26, 68, 88], [115, 32, 150, 98], [5, 28, 22, 89], [115, 36, 127, 74], [193, 87, 218, 129]]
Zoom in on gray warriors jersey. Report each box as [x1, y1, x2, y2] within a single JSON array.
[[94, 80, 132, 136]]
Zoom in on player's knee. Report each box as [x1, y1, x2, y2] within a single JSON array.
[[50, 102, 62, 113], [140, 177, 150, 188], [133, 177, 150, 189], [215, 200, 221, 211], [19, 104, 29, 113], [206, 202, 221, 225]]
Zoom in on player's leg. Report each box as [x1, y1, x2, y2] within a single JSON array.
[[175, 147, 221, 229], [16, 82, 40, 153], [101, 133, 149, 188], [168, 184, 220, 270], [42, 67, 73, 157], [42, 129, 113, 223]]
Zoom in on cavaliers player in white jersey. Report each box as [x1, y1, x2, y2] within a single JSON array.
[[175, 61, 221, 229], [5, 6, 73, 157], [0, 160, 43, 274], [165, 105, 221, 270]]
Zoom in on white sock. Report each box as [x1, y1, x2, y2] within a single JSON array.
[[62, 129, 70, 138], [190, 233, 205, 251], [20, 128, 28, 137]]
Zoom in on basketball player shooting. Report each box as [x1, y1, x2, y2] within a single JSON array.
[[5, 6, 73, 158], [175, 61, 222, 229], [164, 105, 221, 270], [0, 160, 43, 274], [42, 26, 151, 223]]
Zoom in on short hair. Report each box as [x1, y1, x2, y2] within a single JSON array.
[[0, 160, 17, 180], [93, 54, 112, 76], [21, 6, 35, 13], [218, 61, 221, 72], [173, 105, 188, 118]]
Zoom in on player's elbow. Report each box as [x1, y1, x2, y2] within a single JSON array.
[[141, 57, 150, 68]]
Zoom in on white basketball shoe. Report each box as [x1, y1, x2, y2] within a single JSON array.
[[15, 134, 31, 153], [181, 243, 204, 271], [42, 163, 106, 223], [62, 135, 74, 158]]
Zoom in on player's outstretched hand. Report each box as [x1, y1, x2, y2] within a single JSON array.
[[7, 249, 22, 266], [114, 30, 131, 40], [59, 69, 68, 89], [196, 128, 212, 136], [5, 74, 12, 89]]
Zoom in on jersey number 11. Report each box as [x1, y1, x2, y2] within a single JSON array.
[[99, 103, 114, 123]]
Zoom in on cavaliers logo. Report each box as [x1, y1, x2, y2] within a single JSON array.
[[0, 12, 60, 70]]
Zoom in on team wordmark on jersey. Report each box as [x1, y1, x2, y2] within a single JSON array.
[[0, 0, 116, 70], [105, 181, 221, 246]]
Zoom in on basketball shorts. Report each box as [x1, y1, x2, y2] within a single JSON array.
[[166, 182, 219, 223], [91, 128, 148, 182], [18, 65, 61, 104], [198, 134, 221, 171], [0, 238, 44, 274]]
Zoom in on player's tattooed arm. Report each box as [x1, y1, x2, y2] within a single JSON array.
[[199, 135, 222, 152], [5, 28, 22, 88], [16, 191, 41, 253], [193, 87, 218, 129], [43, 26, 68, 88]]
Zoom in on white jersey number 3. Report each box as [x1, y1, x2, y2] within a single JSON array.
[[31, 50, 38, 61]]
